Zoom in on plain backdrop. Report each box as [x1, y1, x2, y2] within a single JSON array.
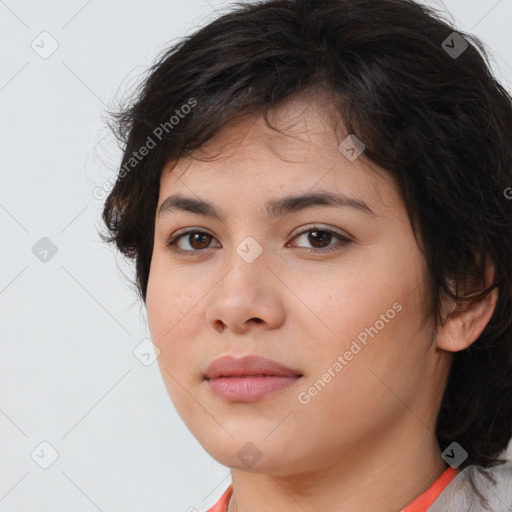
[[1, 0, 511, 511]]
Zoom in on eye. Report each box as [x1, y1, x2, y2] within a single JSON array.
[[165, 225, 352, 255], [288, 224, 352, 253], [166, 229, 219, 253]]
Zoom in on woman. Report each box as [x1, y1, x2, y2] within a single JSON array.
[[100, 0, 512, 510]]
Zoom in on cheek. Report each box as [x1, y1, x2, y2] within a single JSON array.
[[298, 265, 400, 347], [296, 248, 429, 388], [146, 266, 171, 340], [294, 302, 426, 445], [146, 264, 185, 366], [146, 258, 210, 380], [146, 257, 193, 336], [146, 271, 200, 410]]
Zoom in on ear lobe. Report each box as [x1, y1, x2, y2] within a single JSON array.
[[436, 261, 498, 352]]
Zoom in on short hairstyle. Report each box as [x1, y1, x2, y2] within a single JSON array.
[[100, 0, 512, 504]]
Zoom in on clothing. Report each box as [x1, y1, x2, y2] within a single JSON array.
[[206, 468, 458, 511], [402, 466, 458, 511], [206, 484, 232, 512], [428, 458, 512, 512], [205, 460, 512, 511]]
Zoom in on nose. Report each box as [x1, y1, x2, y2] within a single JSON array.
[[205, 251, 286, 335]]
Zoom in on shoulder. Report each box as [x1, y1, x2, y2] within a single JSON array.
[[428, 459, 512, 512]]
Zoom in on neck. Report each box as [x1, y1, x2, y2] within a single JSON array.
[[226, 423, 447, 512]]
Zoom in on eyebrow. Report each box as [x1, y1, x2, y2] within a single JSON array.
[[157, 191, 376, 221]]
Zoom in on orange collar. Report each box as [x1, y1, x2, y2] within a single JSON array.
[[207, 484, 232, 512], [207, 466, 459, 512], [401, 466, 459, 511]]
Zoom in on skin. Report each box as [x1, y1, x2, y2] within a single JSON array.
[[145, 95, 497, 512]]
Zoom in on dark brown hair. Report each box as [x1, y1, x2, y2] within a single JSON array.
[[100, 0, 512, 507]]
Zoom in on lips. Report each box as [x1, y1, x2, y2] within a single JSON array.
[[204, 354, 303, 379], [204, 354, 303, 402]]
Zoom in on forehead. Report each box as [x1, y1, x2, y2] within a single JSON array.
[[180, 96, 347, 165], [157, 97, 399, 217]]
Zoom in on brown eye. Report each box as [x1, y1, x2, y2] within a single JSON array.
[[290, 226, 351, 253], [166, 230, 218, 252], [187, 232, 212, 250], [307, 230, 333, 249]]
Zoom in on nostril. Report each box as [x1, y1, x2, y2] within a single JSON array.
[[212, 321, 224, 333]]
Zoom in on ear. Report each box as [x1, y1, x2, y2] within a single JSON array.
[[436, 259, 498, 352]]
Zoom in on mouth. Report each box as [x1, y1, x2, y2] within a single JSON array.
[[206, 374, 303, 402], [204, 354, 303, 402]]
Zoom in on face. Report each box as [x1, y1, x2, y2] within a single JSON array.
[[146, 96, 450, 475]]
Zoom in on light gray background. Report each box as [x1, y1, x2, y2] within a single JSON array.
[[1, 1, 511, 511]]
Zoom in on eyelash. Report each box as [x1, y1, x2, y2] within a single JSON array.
[[165, 224, 352, 256]]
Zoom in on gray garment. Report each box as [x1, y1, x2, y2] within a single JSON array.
[[428, 459, 512, 512]]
